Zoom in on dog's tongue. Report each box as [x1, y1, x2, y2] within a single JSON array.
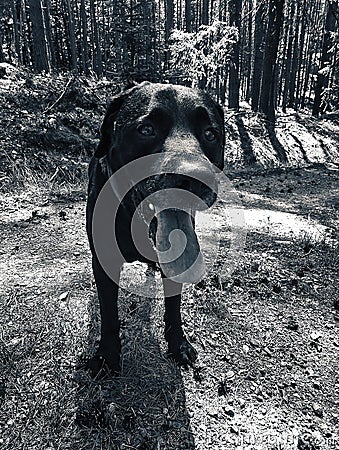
[[155, 208, 206, 283]]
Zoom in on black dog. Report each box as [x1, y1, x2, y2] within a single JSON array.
[[86, 82, 225, 378]]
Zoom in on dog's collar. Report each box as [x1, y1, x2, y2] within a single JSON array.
[[100, 155, 143, 212], [100, 155, 114, 179], [99, 156, 154, 226], [99, 156, 123, 203]]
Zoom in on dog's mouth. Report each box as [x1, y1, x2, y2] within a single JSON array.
[[154, 206, 205, 283], [128, 173, 217, 284]]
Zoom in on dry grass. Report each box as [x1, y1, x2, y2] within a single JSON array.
[[0, 148, 88, 193]]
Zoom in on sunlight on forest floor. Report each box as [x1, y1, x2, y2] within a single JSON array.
[[197, 206, 328, 242], [119, 204, 329, 296], [242, 208, 327, 241]]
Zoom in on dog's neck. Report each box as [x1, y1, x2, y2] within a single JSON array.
[[99, 156, 122, 203]]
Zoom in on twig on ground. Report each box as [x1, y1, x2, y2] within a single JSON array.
[[44, 77, 74, 113], [49, 167, 59, 182]]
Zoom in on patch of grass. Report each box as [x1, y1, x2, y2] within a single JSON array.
[[0, 148, 88, 194]]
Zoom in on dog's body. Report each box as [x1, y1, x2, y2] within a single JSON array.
[[86, 82, 224, 377]]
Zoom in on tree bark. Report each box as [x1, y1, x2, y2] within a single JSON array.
[[259, 0, 284, 122], [202, 0, 209, 25], [313, 0, 338, 116], [90, 0, 102, 76], [43, 0, 56, 69], [185, 0, 192, 32], [282, 0, 296, 112], [251, 1, 266, 111], [229, 0, 242, 110], [11, 0, 21, 63], [295, 0, 307, 109], [0, 30, 4, 63], [64, 0, 77, 72], [27, 0, 50, 72], [165, 0, 174, 68], [245, 0, 253, 102], [80, 0, 90, 74], [288, 0, 301, 108]]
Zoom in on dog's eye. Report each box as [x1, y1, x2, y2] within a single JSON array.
[[204, 128, 217, 142], [137, 124, 155, 137]]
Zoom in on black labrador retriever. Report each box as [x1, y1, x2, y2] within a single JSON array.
[[86, 82, 225, 378]]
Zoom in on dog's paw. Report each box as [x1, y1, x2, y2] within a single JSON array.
[[168, 337, 197, 368], [86, 354, 120, 379]]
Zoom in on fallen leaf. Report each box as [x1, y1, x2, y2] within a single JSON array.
[[312, 403, 323, 418], [58, 291, 69, 301]]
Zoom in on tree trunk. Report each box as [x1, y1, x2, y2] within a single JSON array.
[[251, 1, 266, 111], [245, 0, 253, 102], [20, 0, 31, 66], [90, 0, 102, 76], [229, 0, 242, 110], [0, 30, 4, 63], [185, 0, 192, 32], [80, 0, 90, 75], [299, 15, 311, 109], [11, 0, 21, 63], [27, 0, 50, 72], [202, 0, 209, 25], [295, 0, 307, 109], [65, 0, 77, 72], [288, 0, 301, 108], [177, 0, 182, 29], [165, 0, 174, 69], [313, 0, 338, 116], [43, 0, 56, 69], [277, 0, 289, 107], [282, 0, 296, 112], [259, 0, 284, 122]]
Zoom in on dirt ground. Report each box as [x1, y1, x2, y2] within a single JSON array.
[[0, 163, 338, 450], [0, 73, 338, 449]]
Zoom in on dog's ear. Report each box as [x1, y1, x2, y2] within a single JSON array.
[[95, 82, 149, 158], [214, 103, 225, 170], [95, 94, 125, 158]]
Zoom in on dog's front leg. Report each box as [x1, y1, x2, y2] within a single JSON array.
[[162, 277, 197, 367], [87, 255, 121, 378]]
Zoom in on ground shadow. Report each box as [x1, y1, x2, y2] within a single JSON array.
[[265, 123, 288, 163], [227, 165, 338, 229], [294, 114, 337, 160], [73, 281, 196, 449], [290, 133, 310, 163], [235, 115, 257, 166]]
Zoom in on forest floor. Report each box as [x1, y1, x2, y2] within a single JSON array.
[[0, 69, 338, 450]]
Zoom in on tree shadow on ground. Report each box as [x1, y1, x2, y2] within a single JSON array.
[[265, 123, 288, 163], [294, 114, 338, 160], [235, 115, 257, 166], [290, 133, 310, 163], [73, 282, 195, 449], [228, 165, 338, 228]]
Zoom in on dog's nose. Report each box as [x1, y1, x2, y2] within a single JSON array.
[[173, 165, 218, 208]]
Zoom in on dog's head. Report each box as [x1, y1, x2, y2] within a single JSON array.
[[96, 82, 224, 168], [96, 82, 225, 283]]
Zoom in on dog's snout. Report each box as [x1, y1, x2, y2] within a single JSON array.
[[171, 165, 218, 208]]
